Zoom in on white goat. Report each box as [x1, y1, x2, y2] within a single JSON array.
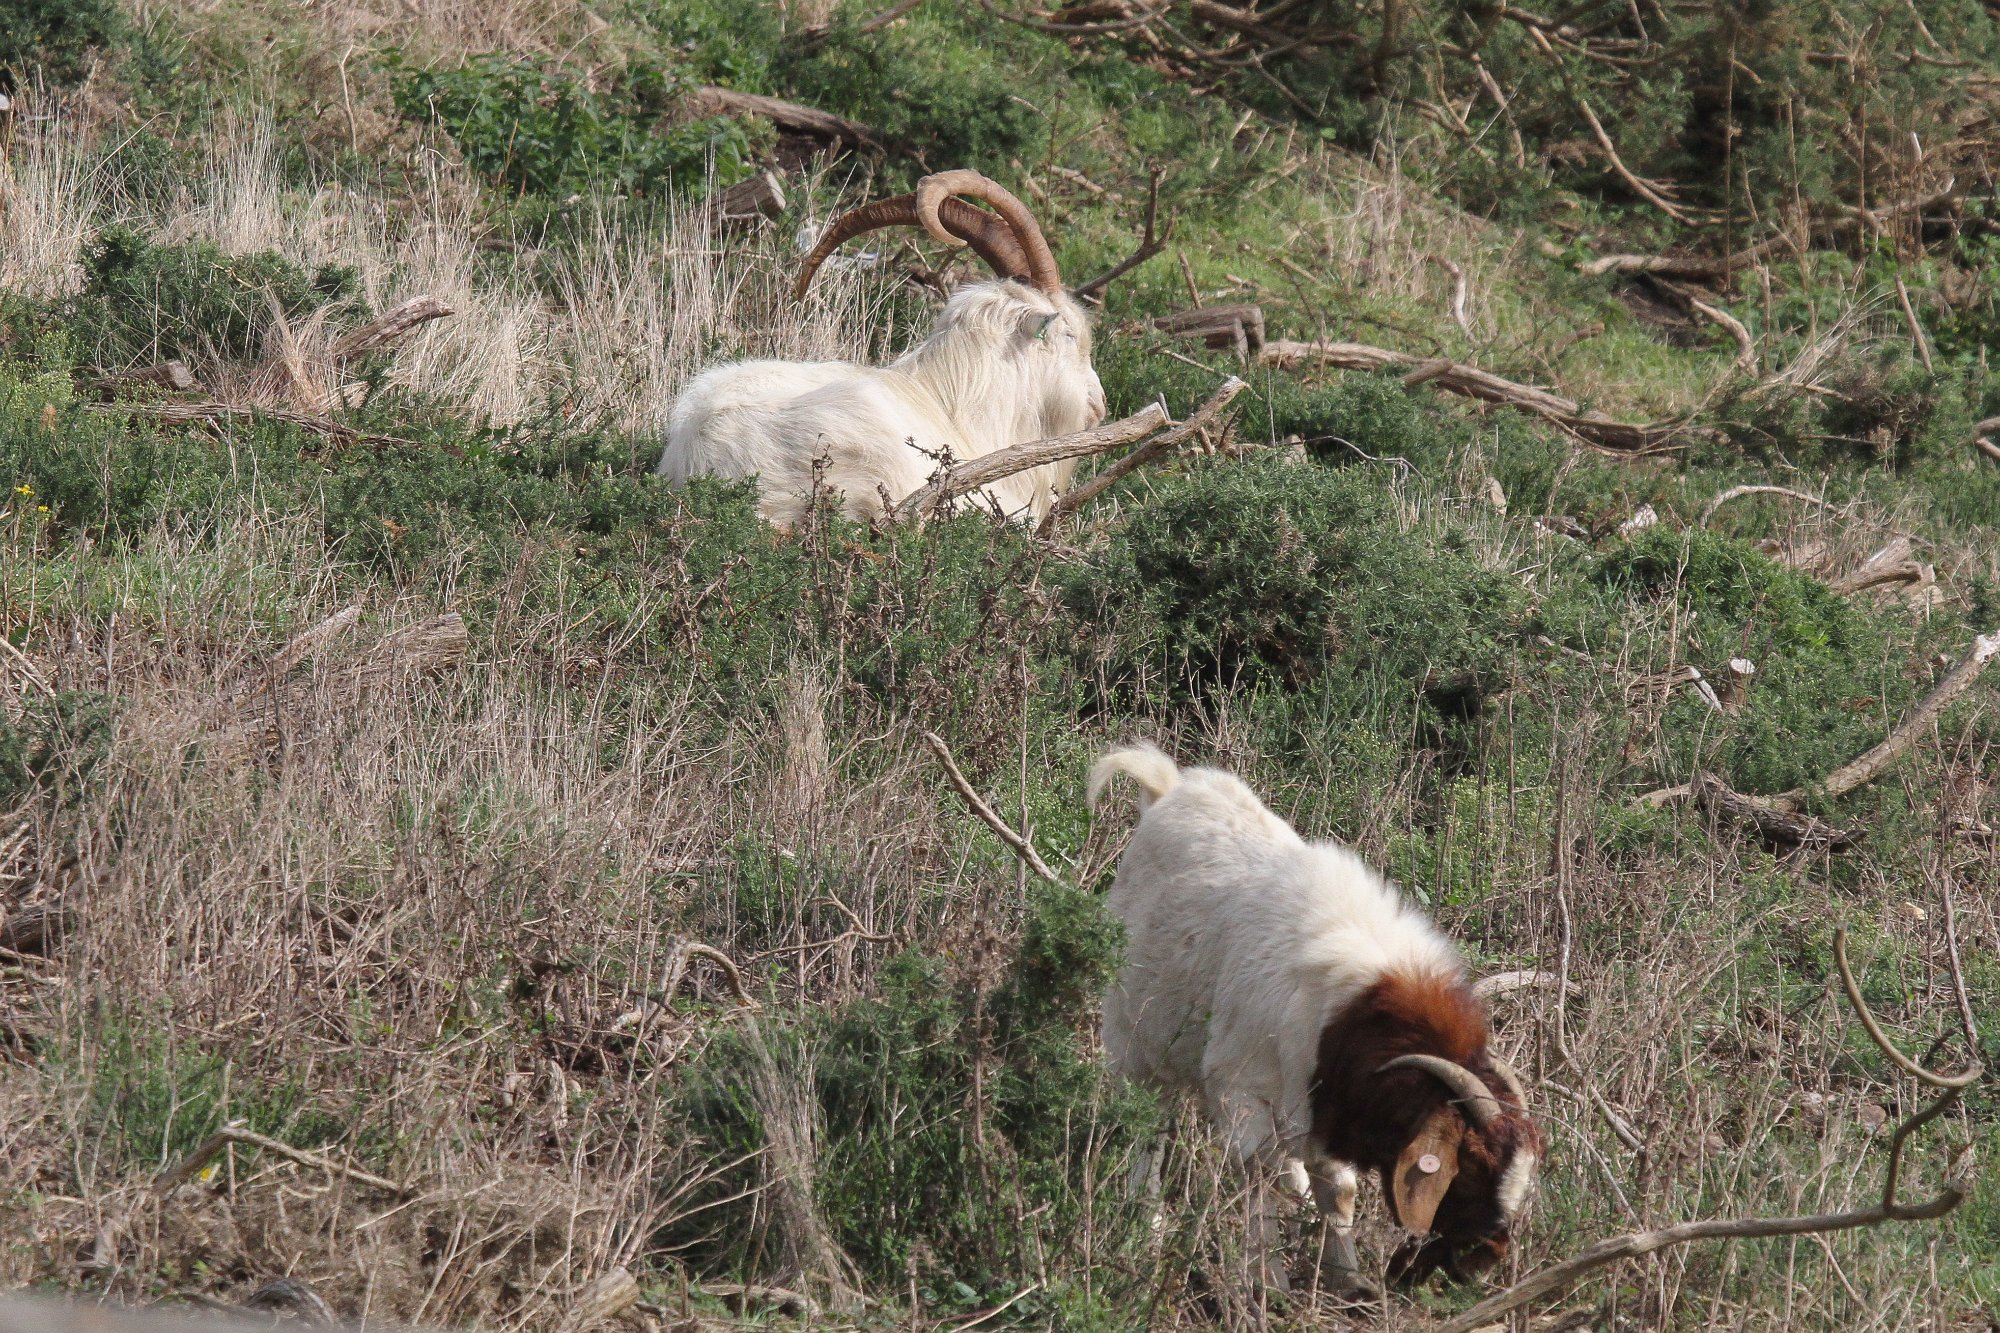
[[656, 171, 1106, 526], [1088, 743, 1542, 1302]]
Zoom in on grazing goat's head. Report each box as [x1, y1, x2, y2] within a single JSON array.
[[1312, 969, 1544, 1287], [795, 170, 1107, 443]]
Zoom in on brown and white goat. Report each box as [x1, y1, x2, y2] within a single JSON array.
[[1088, 743, 1543, 1300]]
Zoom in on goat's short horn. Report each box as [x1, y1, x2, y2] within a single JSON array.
[[1377, 1054, 1503, 1128]]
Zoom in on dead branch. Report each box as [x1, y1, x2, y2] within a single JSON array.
[[1434, 928, 1981, 1333], [687, 87, 884, 154], [155, 1121, 410, 1197], [890, 402, 1169, 520], [1665, 283, 1756, 371], [1698, 484, 1838, 528], [1258, 339, 1681, 454], [678, 941, 760, 1008], [921, 730, 1061, 883], [1893, 276, 1936, 376], [1472, 970, 1583, 1001], [1073, 168, 1174, 300], [86, 400, 426, 452], [1636, 629, 2000, 827], [1036, 376, 1246, 535], [0, 635, 54, 698], [709, 170, 788, 226], [1427, 255, 1473, 339], [1801, 630, 1999, 807], [327, 295, 453, 367], [268, 603, 365, 677], [976, 0, 1169, 33], [1975, 416, 2000, 464]]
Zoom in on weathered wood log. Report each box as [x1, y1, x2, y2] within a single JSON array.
[[1153, 302, 1265, 357], [88, 361, 198, 395], [687, 87, 884, 153], [564, 1268, 640, 1330], [1259, 338, 1679, 454], [0, 901, 68, 955], [708, 170, 788, 225]]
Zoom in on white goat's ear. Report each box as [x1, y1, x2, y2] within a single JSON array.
[[1024, 311, 1059, 341], [1388, 1108, 1464, 1234]]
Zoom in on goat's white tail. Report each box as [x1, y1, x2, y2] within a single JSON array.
[[1088, 742, 1181, 813]]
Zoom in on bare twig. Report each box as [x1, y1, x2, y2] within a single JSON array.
[[1893, 277, 1936, 375], [1073, 168, 1174, 300], [1037, 377, 1246, 534], [922, 731, 1060, 883], [1940, 880, 1981, 1060], [1435, 928, 1981, 1333], [1427, 255, 1473, 338], [890, 402, 1169, 520], [0, 635, 54, 698], [155, 1122, 410, 1197]]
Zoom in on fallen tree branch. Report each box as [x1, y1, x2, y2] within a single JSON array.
[[1636, 629, 2000, 825], [687, 87, 884, 153], [1799, 629, 1999, 807], [890, 402, 1169, 520], [85, 361, 197, 395], [156, 1121, 410, 1197], [1036, 376, 1246, 535], [328, 295, 453, 367], [1698, 484, 1838, 528], [922, 730, 1060, 883], [86, 400, 428, 452], [1434, 928, 1981, 1333], [1472, 970, 1582, 1001], [1257, 339, 1681, 453], [1975, 416, 2000, 464]]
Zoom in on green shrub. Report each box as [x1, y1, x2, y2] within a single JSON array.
[[1063, 455, 1524, 715], [72, 225, 362, 367], [0, 0, 122, 87], [0, 689, 115, 811], [669, 881, 1152, 1300], [390, 52, 763, 199]]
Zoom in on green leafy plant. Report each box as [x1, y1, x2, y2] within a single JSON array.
[[391, 52, 763, 198]]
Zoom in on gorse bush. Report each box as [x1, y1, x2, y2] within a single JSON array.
[[670, 880, 1152, 1304], [1064, 455, 1525, 715], [73, 225, 362, 367], [0, 0, 122, 88], [390, 53, 764, 199]]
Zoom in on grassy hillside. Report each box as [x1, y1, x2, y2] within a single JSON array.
[[2, 1, 1998, 1329]]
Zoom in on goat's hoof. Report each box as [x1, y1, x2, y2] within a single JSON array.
[[1311, 1271, 1383, 1314]]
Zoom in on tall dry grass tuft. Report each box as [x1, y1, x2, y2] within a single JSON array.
[[0, 126, 104, 298]]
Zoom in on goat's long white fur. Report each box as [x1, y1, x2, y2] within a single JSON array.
[[657, 280, 1106, 525], [1089, 743, 1463, 1164]]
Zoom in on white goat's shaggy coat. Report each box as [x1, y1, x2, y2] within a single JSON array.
[[1088, 744, 1464, 1169], [657, 280, 1105, 525]]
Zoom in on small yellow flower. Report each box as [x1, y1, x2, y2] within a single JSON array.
[[12, 485, 30, 496], [35, 505, 48, 514]]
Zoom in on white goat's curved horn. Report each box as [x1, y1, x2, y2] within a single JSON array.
[[913, 170, 1064, 297], [1377, 1054, 1503, 1128], [792, 193, 1031, 300]]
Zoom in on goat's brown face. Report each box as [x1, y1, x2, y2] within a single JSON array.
[[1384, 1132, 1538, 1288]]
